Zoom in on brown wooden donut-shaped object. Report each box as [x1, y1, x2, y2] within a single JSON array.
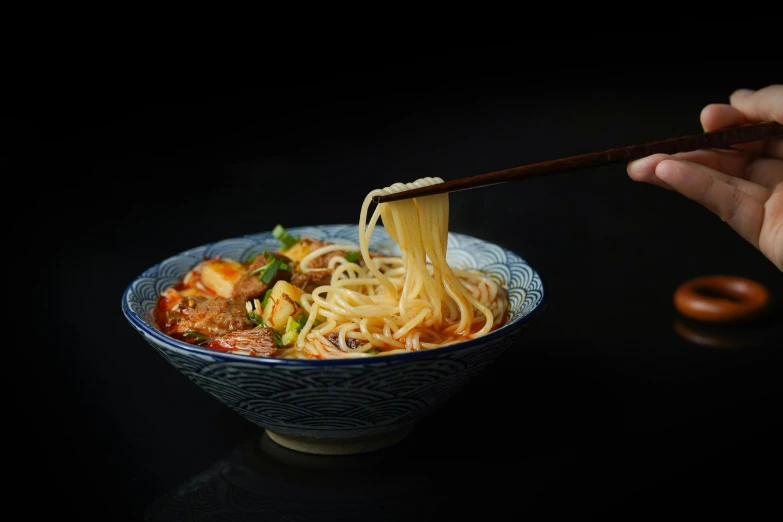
[[673, 275, 770, 323]]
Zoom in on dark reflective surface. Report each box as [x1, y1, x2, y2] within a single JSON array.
[[146, 432, 439, 521], [142, 306, 783, 521], [21, 39, 781, 520]]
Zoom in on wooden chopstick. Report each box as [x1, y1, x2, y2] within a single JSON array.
[[372, 121, 783, 203]]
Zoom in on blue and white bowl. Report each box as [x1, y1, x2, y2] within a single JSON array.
[[122, 224, 546, 454]]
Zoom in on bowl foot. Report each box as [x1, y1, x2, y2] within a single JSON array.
[[265, 425, 414, 455]]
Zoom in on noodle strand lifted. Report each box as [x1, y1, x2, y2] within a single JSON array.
[[285, 177, 506, 359]]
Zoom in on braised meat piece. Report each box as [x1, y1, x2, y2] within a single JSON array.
[[290, 269, 333, 293], [300, 239, 347, 269], [327, 332, 363, 350], [205, 327, 279, 357], [232, 252, 293, 303], [161, 295, 252, 338]]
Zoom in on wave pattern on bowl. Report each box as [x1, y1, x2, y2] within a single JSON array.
[[122, 225, 544, 441], [145, 330, 513, 437]]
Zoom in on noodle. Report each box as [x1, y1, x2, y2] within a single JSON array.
[[278, 177, 508, 359]]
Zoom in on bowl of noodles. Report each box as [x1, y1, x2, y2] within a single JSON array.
[[122, 178, 546, 454]]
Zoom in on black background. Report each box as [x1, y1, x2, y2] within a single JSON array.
[[18, 29, 782, 520]]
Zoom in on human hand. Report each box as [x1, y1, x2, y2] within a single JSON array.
[[627, 85, 783, 271]]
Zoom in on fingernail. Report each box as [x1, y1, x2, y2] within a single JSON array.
[[732, 88, 755, 97]]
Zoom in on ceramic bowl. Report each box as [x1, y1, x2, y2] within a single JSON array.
[[122, 224, 546, 454]]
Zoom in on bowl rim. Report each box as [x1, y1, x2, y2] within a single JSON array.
[[121, 224, 547, 366]]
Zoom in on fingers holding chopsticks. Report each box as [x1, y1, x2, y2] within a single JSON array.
[[630, 154, 772, 201], [626, 84, 783, 270], [629, 150, 782, 190], [723, 86, 783, 158], [629, 86, 783, 186]]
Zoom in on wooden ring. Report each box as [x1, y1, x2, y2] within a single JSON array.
[[673, 275, 770, 323]]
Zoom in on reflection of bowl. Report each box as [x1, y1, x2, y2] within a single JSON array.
[[146, 431, 435, 521], [122, 224, 546, 455]]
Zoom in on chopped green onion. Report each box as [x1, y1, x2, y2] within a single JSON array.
[[260, 258, 282, 284], [261, 288, 273, 309], [183, 330, 210, 346], [246, 252, 272, 275], [249, 257, 290, 283], [367, 348, 380, 355], [284, 317, 299, 334], [248, 263, 270, 277], [295, 313, 308, 330], [273, 224, 300, 249], [280, 330, 298, 347], [245, 254, 257, 264], [268, 327, 282, 347], [247, 312, 263, 325], [281, 314, 309, 347], [345, 251, 360, 263]]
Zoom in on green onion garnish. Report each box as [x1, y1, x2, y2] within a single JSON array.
[[248, 263, 270, 277], [249, 258, 289, 283], [269, 328, 282, 347], [245, 254, 257, 264], [367, 348, 380, 355], [247, 312, 263, 325], [261, 288, 273, 309], [295, 313, 308, 331], [345, 251, 360, 263], [183, 330, 210, 346], [260, 258, 282, 284], [273, 224, 300, 249]]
